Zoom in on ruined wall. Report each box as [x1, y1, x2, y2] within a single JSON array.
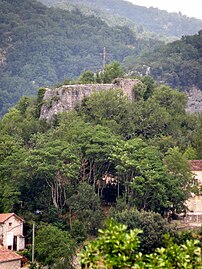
[[39, 79, 202, 121], [40, 79, 140, 121]]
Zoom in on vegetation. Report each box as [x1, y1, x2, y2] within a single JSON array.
[[80, 220, 202, 269], [1, 0, 202, 116], [35, 224, 75, 267], [40, 0, 202, 38], [0, 69, 202, 267], [1, 2, 202, 265], [0, 0, 163, 116], [125, 31, 202, 90]]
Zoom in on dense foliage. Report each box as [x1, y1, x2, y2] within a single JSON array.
[[1, 1, 202, 267], [0, 0, 162, 116], [0, 62, 202, 267], [125, 31, 202, 90], [40, 0, 202, 38], [80, 220, 202, 269]]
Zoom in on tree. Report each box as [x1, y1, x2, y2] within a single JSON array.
[[101, 61, 124, 83], [110, 209, 172, 254], [69, 182, 102, 235], [80, 220, 141, 269], [111, 138, 172, 214], [0, 134, 28, 212], [80, 221, 202, 269], [35, 224, 75, 268], [164, 147, 198, 214], [23, 138, 80, 214], [78, 70, 96, 84], [78, 89, 134, 138]]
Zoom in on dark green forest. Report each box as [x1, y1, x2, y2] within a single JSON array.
[[1, 1, 202, 266], [0, 0, 163, 116], [40, 0, 202, 38], [0, 70, 202, 267], [124, 30, 202, 90], [1, 0, 202, 117]]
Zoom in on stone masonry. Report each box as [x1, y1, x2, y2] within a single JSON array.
[[39, 78, 140, 121]]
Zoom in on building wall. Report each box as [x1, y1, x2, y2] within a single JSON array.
[[186, 195, 202, 212], [0, 225, 3, 245], [186, 170, 202, 212], [2, 216, 24, 251], [0, 260, 21, 269]]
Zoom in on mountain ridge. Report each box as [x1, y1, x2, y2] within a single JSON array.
[[39, 0, 202, 38]]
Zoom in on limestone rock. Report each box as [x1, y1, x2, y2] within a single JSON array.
[[39, 78, 140, 121], [186, 87, 202, 113]]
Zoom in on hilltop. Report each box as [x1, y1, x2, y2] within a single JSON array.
[[39, 0, 202, 38], [124, 31, 202, 90], [0, 0, 162, 116]]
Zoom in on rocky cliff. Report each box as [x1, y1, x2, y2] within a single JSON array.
[[39, 78, 140, 121], [185, 87, 202, 114], [39, 79, 202, 121]]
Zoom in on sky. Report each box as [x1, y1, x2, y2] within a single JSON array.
[[126, 0, 202, 20]]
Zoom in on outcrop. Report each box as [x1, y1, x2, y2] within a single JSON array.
[[185, 87, 202, 113], [39, 78, 202, 121], [39, 78, 140, 121]]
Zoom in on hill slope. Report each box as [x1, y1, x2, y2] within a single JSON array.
[[0, 0, 161, 116], [39, 0, 202, 38], [124, 31, 202, 90]]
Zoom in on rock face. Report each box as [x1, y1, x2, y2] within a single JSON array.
[[39, 78, 140, 121], [186, 87, 202, 113], [39, 79, 202, 121]]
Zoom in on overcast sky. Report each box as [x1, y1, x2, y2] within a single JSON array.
[[126, 0, 202, 20]]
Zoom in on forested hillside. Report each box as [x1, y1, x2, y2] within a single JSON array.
[[0, 0, 162, 117], [40, 0, 202, 38], [124, 31, 202, 90], [0, 74, 202, 267]]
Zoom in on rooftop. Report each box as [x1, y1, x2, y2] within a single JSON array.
[[189, 160, 202, 171], [0, 213, 24, 224], [0, 246, 22, 262]]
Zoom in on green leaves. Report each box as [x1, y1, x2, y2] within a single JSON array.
[[80, 221, 202, 269], [35, 224, 75, 267], [81, 220, 142, 268]]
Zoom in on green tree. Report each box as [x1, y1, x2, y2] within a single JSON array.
[[78, 70, 96, 84], [110, 209, 172, 254], [35, 224, 75, 268], [69, 182, 102, 235], [78, 88, 133, 138], [81, 220, 141, 269], [111, 138, 172, 214], [23, 138, 80, 214], [164, 147, 198, 214], [80, 221, 202, 269], [0, 134, 28, 212], [101, 61, 124, 83]]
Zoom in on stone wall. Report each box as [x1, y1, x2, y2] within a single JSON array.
[[0, 260, 21, 269], [39, 79, 202, 121], [39, 79, 140, 121]]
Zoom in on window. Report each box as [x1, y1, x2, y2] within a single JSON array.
[[9, 222, 12, 227]]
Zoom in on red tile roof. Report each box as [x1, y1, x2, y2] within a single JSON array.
[[0, 246, 22, 262], [189, 160, 202, 171], [0, 213, 24, 224]]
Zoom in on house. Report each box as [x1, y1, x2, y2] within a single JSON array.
[[0, 245, 22, 269], [185, 160, 202, 224], [0, 213, 25, 251]]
